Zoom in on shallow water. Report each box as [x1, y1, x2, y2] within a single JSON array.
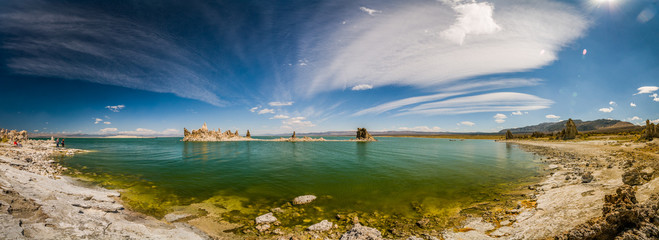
[[61, 137, 541, 224]]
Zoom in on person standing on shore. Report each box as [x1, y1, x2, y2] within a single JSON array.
[[56, 138, 60, 147], [61, 139, 65, 148]]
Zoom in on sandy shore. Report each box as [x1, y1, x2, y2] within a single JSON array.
[[1, 138, 657, 239]]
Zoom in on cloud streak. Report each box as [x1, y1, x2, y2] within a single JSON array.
[[297, 0, 588, 97], [0, 2, 224, 106], [396, 92, 553, 116], [105, 105, 125, 112]]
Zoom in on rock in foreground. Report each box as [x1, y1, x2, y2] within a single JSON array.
[[356, 128, 377, 142], [340, 224, 382, 240], [292, 195, 317, 205], [255, 212, 277, 224], [307, 220, 334, 232]]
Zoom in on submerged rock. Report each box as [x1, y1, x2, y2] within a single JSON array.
[[164, 213, 191, 222], [340, 224, 382, 240], [307, 220, 333, 232], [292, 195, 317, 205], [255, 212, 277, 224]]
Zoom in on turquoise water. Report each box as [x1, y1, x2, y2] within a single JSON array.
[[61, 137, 541, 223]]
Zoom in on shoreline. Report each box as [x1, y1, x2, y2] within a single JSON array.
[[1, 138, 657, 239]]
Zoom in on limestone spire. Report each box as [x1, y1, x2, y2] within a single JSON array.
[[202, 122, 208, 131]]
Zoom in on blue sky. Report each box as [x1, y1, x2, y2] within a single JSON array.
[[0, 0, 657, 136]]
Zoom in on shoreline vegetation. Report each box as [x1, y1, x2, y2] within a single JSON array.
[[1, 120, 658, 239]]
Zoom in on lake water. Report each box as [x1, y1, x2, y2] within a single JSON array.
[[60, 137, 542, 228]]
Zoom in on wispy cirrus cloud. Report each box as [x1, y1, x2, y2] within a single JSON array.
[[297, 0, 588, 97], [269, 101, 294, 107], [398, 126, 441, 132], [351, 84, 373, 91], [258, 108, 275, 114], [281, 117, 315, 129], [359, 7, 381, 16], [270, 114, 290, 119], [99, 128, 117, 133], [457, 121, 475, 126], [0, 1, 224, 106]]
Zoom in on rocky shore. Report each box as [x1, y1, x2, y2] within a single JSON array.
[[0, 140, 208, 239], [2, 135, 657, 239], [441, 139, 658, 240]]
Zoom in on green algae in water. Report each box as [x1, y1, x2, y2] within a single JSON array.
[[60, 137, 542, 231]]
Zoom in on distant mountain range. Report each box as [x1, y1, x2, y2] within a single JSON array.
[[499, 119, 640, 134]]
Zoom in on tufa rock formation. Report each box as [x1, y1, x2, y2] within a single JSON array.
[[182, 123, 250, 141], [556, 118, 578, 140], [291, 131, 296, 139], [246, 130, 251, 138], [555, 186, 659, 239], [356, 128, 377, 141], [505, 130, 514, 139], [1, 128, 28, 142], [640, 119, 659, 141]]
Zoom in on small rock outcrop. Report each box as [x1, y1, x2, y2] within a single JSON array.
[[340, 224, 382, 240], [182, 123, 250, 142], [291, 131, 296, 139], [505, 130, 514, 140], [255, 212, 277, 224], [292, 195, 317, 205], [246, 130, 251, 138], [0, 128, 28, 142], [307, 220, 334, 232], [555, 186, 659, 240], [640, 119, 659, 141], [556, 118, 578, 140], [356, 128, 377, 142]]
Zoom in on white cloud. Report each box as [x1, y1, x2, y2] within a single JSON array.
[[0, 6, 224, 106], [546, 114, 560, 120], [630, 102, 636, 107], [635, 86, 658, 95], [397, 92, 553, 116], [651, 93, 659, 102], [105, 105, 125, 112], [351, 84, 373, 91], [629, 116, 641, 121], [100, 128, 118, 133], [250, 107, 259, 112], [298, 1, 588, 97], [598, 107, 614, 113], [512, 110, 523, 115], [162, 129, 179, 134], [119, 128, 157, 135], [103, 121, 111, 125], [270, 115, 290, 119], [398, 126, 442, 132], [282, 117, 315, 129], [94, 118, 103, 124], [493, 113, 507, 123], [359, 7, 381, 16], [457, 121, 475, 126], [441, 2, 502, 45], [269, 101, 294, 107], [651, 119, 659, 124], [609, 101, 616, 106], [258, 108, 275, 114]]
